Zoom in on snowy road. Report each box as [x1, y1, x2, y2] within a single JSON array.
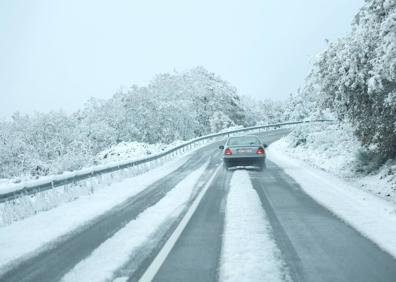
[[1, 129, 396, 282]]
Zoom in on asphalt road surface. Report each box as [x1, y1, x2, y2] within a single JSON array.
[[2, 128, 396, 282]]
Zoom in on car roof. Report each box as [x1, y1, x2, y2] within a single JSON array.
[[227, 135, 260, 140], [226, 135, 262, 143]]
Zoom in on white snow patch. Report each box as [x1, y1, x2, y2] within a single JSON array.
[[61, 161, 209, 282], [0, 154, 192, 272], [95, 140, 184, 164], [276, 123, 360, 177], [269, 146, 396, 259], [219, 170, 289, 282]]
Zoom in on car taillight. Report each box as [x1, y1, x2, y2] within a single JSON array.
[[256, 148, 265, 155], [224, 148, 232, 155]]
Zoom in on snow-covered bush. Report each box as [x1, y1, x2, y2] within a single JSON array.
[[209, 111, 235, 133], [275, 123, 360, 176], [283, 122, 390, 174], [95, 141, 166, 164]]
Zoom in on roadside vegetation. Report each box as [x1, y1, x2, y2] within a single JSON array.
[[0, 67, 287, 179], [278, 0, 396, 199], [288, 0, 396, 167]]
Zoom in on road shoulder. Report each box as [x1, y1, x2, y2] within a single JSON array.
[[269, 146, 396, 259]]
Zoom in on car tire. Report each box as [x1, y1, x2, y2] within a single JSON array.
[[223, 163, 230, 171]]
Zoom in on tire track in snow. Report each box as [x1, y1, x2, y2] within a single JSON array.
[[249, 170, 303, 282]]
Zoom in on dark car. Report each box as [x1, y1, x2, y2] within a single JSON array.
[[219, 135, 267, 171]]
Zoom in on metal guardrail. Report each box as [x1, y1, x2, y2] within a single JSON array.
[[0, 119, 333, 203]]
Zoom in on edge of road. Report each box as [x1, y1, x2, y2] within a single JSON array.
[[269, 144, 396, 260]]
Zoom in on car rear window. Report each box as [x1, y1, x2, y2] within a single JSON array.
[[228, 136, 261, 146]]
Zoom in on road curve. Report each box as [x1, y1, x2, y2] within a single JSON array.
[[2, 128, 396, 282], [147, 130, 396, 282]]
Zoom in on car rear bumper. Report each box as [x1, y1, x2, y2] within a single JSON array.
[[223, 156, 265, 167]]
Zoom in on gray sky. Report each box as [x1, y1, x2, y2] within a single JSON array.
[[0, 0, 364, 117]]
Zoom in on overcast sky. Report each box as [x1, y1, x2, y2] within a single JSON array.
[[0, 0, 365, 117]]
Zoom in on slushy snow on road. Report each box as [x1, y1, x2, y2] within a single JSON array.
[[269, 144, 396, 259], [219, 170, 290, 282]]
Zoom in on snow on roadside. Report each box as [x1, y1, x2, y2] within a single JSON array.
[[269, 147, 396, 259], [272, 123, 396, 204], [95, 140, 184, 164], [219, 170, 289, 282], [61, 161, 209, 282], [0, 154, 192, 272]]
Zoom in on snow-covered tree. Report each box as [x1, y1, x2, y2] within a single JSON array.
[[307, 0, 396, 160], [0, 67, 283, 179]]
